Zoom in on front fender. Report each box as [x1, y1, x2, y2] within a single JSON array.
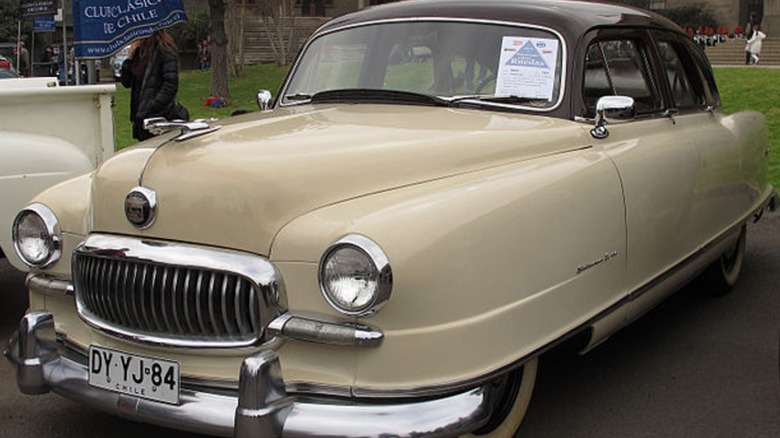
[[271, 148, 627, 392], [11, 172, 95, 278]]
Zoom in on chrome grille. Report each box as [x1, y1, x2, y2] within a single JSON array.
[[73, 234, 286, 348]]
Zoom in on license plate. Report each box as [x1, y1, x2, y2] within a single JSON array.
[[88, 346, 180, 405]]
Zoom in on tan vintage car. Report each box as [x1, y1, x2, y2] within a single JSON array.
[[5, 0, 777, 436]]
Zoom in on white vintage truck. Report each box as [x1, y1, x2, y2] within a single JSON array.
[[0, 77, 115, 270]]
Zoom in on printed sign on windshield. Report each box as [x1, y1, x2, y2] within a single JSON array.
[[496, 37, 559, 101]]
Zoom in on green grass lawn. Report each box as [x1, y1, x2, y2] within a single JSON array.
[[113, 64, 288, 149], [113, 65, 780, 190], [714, 68, 780, 191]]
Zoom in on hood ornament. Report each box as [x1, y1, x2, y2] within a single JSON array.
[[143, 117, 221, 141], [125, 186, 157, 229]]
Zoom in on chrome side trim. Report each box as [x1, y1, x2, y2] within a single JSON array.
[[7, 311, 497, 438], [268, 313, 384, 347], [26, 273, 73, 297]]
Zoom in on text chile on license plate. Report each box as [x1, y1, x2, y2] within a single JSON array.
[[88, 345, 180, 404]]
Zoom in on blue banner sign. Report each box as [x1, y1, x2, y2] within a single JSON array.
[[72, 0, 187, 59], [33, 15, 56, 33]]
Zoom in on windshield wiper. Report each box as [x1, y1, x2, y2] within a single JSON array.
[[448, 95, 550, 107], [304, 89, 450, 107], [286, 89, 549, 109]]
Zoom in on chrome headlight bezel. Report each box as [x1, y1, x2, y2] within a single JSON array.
[[12, 203, 62, 268], [318, 234, 392, 317]]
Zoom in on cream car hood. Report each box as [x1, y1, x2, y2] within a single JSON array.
[[91, 104, 590, 256]]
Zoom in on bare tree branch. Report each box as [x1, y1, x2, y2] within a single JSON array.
[[256, 0, 296, 66]]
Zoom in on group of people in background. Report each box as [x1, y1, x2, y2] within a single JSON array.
[[685, 25, 730, 48], [684, 12, 765, 66]]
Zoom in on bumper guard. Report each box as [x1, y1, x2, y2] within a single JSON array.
[[5, 310, 498, 438]]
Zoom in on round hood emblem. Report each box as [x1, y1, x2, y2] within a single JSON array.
[[125, 186, 157, 229]]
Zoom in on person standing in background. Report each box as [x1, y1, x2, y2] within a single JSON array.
[[745, 12, 760, 64], [56, 46, 66, 84], [16, 42, 30, 77], [40, 47, 54, 76], [201, 39, 211, 70], [120, 30, 180, 141], [746, 24, 766, 65]]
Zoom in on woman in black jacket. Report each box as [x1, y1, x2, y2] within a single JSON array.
[[120, 29, 179, 141]]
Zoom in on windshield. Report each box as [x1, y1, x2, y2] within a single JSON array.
[[281, 20, 565, 111]]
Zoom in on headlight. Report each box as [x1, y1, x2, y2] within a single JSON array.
[[12, 203, 61, 268], [319, 234, 392, 317]]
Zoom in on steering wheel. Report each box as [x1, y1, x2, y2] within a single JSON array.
[[475, 73, 497, 94]]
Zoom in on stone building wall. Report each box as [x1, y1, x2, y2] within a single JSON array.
[[666, 0, 778, 35], [764, 1, 780, 37]]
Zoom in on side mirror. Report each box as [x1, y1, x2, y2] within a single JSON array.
[[256, 90, 273, 111], [591, 96, 635, 139]]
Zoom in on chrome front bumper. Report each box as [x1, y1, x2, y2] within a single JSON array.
[[5, 310, 498, 438]]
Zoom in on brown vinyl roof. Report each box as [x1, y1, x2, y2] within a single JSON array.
[[318, 0, 683, 43]]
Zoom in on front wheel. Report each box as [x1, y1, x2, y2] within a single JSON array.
[[464, 357, 538, 437], [701, 225, 747, 296]]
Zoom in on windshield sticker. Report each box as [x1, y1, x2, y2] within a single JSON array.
[[495, 37, 559, 100]]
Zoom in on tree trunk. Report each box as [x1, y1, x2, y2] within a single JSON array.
[[225, 2, 235, 77], [236, 0, 247, 77], [209, 0, 230, 99]]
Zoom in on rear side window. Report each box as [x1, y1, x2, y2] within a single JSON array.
[[681, 37, 721, 107], [583, 39, 660, 117], [656, 40, 701, 108]]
